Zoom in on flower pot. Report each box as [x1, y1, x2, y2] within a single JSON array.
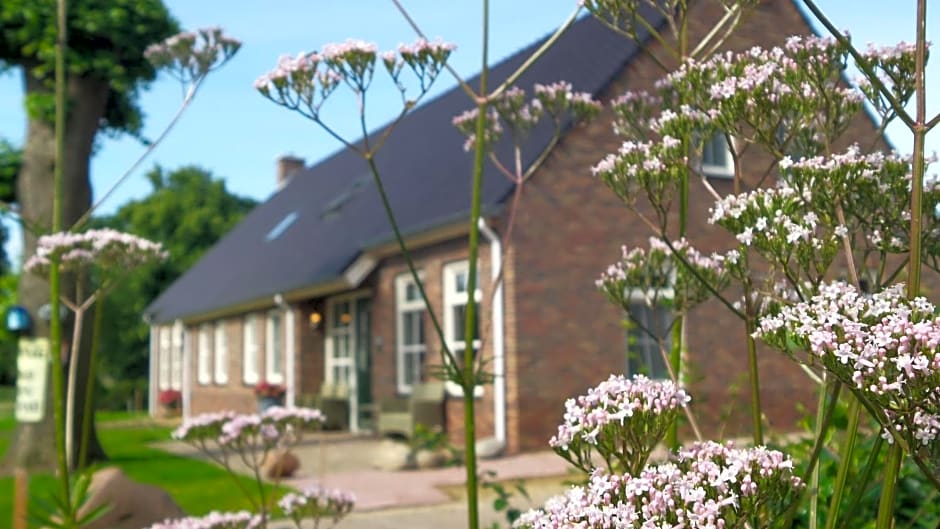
[[257, 395, 284, 413]]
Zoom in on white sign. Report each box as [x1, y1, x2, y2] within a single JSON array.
[[15, 338, 50, 423]]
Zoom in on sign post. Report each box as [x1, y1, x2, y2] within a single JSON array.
[[14, 337, 50, 423]]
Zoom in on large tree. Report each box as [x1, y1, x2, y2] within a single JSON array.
[[0, 0, 178, 470], [94, 165, 256, 384]]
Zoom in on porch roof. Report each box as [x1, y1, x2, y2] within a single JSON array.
[[144, 13, 653, 324]]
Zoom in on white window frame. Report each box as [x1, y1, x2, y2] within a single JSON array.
[[700, 132, 735, 178], [243, 314, 260, 385], [197, 323, 212, 385], [158, 326, 171, 390], [170, 321, 184, 390], [214, 321, 229, 385], [395, 273, 427, 394], [625, 287, 675, 380], [266, 310, 285, 384], [443, 260, 484, 398]]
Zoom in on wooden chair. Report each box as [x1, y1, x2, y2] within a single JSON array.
[[376, 381, 445, 438], [299, 382, 350, 430]]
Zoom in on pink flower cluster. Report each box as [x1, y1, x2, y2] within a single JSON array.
[[24, 228, 167, 276], [256, 37, 455, 119], [173, 407, 325, 449], [756, 282, 940, 447], [597, 237, 734, 317], [279, 485, 356, 526], [551, 374, 689, 473], [517, 442, 801, 529], [145, 27, 241, 83], [146, 511, 260, 529], [453, 81, 599, 153]]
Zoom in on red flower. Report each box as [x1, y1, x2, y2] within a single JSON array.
[[254, 381, 286, 398], [158, 389, 182, 406]]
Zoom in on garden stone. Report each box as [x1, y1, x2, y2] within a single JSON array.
[[371, 439, 413, 471], [414, 448, 449, 469], [264, 450, 300, 478], [80, 467, 184, 529], [476, 437, 505, 459]]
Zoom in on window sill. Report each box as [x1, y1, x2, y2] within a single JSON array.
[[445, 381, 484, 399]]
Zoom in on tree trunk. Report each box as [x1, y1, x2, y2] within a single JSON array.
[[3, 68, 110, 471]]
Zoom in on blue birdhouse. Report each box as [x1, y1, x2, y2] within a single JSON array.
[[6, 305, 32, 334]]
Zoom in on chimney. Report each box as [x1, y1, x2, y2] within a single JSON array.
[[276, 155, 305, 190]]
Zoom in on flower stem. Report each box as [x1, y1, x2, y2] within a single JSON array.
[[875, 443, 903, 529], [824, 396, 860, 529]]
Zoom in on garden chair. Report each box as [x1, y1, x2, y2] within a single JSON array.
[[376, 381, 445, 438]]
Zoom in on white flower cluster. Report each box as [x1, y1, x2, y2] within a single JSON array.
[[172, 407, 325, 449], [146, 511, 260, 529], [551, 374, 689, 474], [279, 485, 356, 526], [756, 281, 940, 447], [452, 81, 600, 153], [145, 27, 241, 84], [24, 228, 167, 276], [517, 442, 801, 529], [255, 38, 455, 119]]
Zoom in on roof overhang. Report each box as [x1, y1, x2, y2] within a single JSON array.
[[162, 217, 479, 326]]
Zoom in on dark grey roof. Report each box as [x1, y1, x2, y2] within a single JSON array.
[[145, 14, 652, 323]]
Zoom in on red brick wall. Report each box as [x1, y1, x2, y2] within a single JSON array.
[[505, 0, 889, 451]]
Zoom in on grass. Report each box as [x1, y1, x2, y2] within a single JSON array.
[[0, 395, 290, 529]]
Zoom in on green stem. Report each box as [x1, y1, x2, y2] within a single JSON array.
[[52, 0, 71, 524], [907, 0, 927, 300], [460, 3, 490, 528], [876, 443, 903, 529], [837, 434, 883, 529], [78, 293, 104, 469], [666, 321, 681, 449], [824, 396, 860, 529], [809, 378, 831, 529], [743, 291, 763, 446]]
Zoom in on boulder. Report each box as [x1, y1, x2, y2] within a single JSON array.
[[414, 448, 449, 469], [80, 467, 185, 529], [371, 439, 413, 471], [264, 450, 300, 479], [475, 437, 506, 460]]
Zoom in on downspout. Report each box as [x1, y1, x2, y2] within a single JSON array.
[[478, 218, 506, 451], [275, 294, 296, 408]]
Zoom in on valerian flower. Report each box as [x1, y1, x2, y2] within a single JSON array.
[[279, 486, 356, 529], [518, 442, 801, 529], [145, 511, 261, 529], [24, 228, 167, 276], [145, 27, 241, 85], [756, 281, 940, 472], [550, 373, 690, 474]]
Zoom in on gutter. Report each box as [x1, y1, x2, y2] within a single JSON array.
[[478, 218, 507, 452]]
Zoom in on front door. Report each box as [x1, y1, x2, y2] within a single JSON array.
[[325, 294, 371, 431]]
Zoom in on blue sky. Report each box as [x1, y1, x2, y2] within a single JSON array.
[[0, 1, 935, 266]]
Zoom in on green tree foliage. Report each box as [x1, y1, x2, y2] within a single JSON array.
[[0, 0, 178, 136], [93, 165, 256, 383]]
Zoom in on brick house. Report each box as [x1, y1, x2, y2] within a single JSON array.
[[145, 1, 885, 454]]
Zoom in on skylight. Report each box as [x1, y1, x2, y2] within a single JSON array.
[[265, 211, 299, 241]]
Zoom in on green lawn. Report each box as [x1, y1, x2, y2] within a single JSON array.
[[0, 398, 289, 529]]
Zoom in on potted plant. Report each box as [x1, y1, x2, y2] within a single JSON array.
[[157, 389, 182, 417], [254, 381, 286, 412]]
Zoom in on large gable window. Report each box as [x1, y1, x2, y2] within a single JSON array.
[[395, 273, 426, 394], [443, 260, 483, 397], [700, 132, 735, 178]]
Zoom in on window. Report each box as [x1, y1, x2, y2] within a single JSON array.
[[266, 311, 284, 384], [625, 297, 673, 380], [243, 314, 260, 384], [266, 211, 299, 241], [443, 261, 483, 397], [396, 273, 426, 394], [197, 324, 212, 385], [214, 321, 229, 385], [158, 327, 171, 390], [700, 132, 734, 178], [171, 322, 184, 390]]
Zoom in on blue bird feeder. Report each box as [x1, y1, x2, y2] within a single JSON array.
[[6, 305, 32, 333]]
